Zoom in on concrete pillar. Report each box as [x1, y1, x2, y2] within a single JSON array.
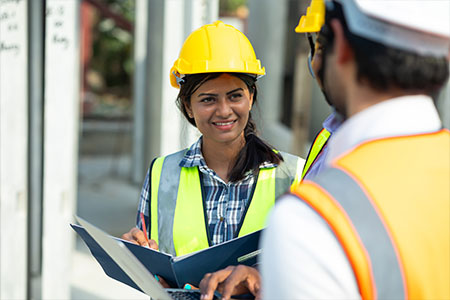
[[132, 0, 184, 183], [247, 0, 292, 152], [41, 0, 80, 298], [28, 0, 45, 298], [131, 0, 150, 183], [0, 0, 29, 298], [159, 0, 185, 157]]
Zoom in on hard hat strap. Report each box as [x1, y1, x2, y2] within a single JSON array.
[[307, 53, 316, 79], [173, 71, 185, 87], [255, 74, 265, 81], [306, 33, 316, 58]]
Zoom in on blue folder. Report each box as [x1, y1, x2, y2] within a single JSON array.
[[71, 224, 261, 291]]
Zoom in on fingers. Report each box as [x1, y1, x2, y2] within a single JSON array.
[[157, 275, 170, 288], [131, 228, 150, 247], [121, 231, 138, 245], [131, 228, 149, 247], [199, 272, 216, 300], [220, 266, 260, 300], [148, 239, 159, 250], [200, 267, 234, 300], [121, 227, 155, 248], [121, 229, 141, 245], [183, 283, 199, 290]]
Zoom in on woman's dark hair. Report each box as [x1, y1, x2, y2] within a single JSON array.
[[176, 72, 283, 182], [319, 1, 449, 97]]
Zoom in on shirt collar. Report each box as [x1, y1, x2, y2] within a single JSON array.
[[179, 137, 205, 168], [180, 136, 278, 169], [325, 95, 442, 165], [322, 111, 344, 134]]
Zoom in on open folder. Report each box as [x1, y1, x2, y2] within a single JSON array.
[[71, 221, 262, 291], [74, 216, 223, 299]]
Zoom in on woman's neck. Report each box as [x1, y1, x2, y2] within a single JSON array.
[[201, 136, 245, 183]]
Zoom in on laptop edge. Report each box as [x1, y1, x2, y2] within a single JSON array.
[[75, 215, 171, 300]]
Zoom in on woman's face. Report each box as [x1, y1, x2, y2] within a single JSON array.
[[185, 73, 253, 146]]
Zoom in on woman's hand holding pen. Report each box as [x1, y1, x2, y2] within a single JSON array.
[[121, 227, 159, 250], [122, 213, 158, 249]]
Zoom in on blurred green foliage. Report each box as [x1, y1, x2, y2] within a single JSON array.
[[89, 0, 134, 94], [220, 0, 247, 15]]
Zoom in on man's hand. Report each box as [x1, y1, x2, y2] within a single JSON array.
[[121, 227, 158, 249], [199, 265, 261, 300]]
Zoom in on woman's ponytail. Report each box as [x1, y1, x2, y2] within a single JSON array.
[[228, 113, 283, 182]]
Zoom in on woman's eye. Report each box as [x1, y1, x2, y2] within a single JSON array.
[[200, 97, 215, 103], [229, 93, 242, 101]]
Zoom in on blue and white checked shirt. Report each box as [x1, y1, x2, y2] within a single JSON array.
[[136, 137, 277, 246]]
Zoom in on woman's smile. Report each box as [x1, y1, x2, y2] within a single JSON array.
[[212, 119, 237, 130]]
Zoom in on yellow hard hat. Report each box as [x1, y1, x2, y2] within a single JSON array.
[[170, 21, 265, 88], [295, 0, 325, 33]]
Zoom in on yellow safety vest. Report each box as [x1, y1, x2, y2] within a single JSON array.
[[292, 129, 450, 299], [301, 128, 331, 179], [149, 149, 303, 256]]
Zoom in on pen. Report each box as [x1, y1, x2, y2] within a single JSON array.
[[140, 212, 150, 246]]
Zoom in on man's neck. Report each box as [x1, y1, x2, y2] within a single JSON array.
[[346, 81, 414, 117]]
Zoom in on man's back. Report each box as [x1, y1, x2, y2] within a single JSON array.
[[292, 129, 450, 298]]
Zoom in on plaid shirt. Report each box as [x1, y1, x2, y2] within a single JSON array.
[[136, 137, 277, 246]]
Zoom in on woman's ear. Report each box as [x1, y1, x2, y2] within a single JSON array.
[[184, 102, 193, 118], [248, 88, 254, 110]]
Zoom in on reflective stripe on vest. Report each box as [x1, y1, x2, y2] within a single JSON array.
[[299, 168, 406, 299], [293, 130, 450, 299], [151, 150, 303, 256], [301, 128, 331, 179]]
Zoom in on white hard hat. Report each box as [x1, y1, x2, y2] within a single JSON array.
[[333, 0, 450, 57]]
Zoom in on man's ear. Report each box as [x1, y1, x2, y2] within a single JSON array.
[[330, 19, 353, 65]]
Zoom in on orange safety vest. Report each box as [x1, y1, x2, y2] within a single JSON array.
[[291, 129, 450, 299]]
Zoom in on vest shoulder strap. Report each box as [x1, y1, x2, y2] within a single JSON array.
[[151, 149, 186, 255], [295, 167, 406, 299], [301, 128, 331, 179]]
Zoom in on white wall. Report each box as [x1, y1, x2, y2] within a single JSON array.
[[0, 0, 29, 298], [41, 0, 80, 298]]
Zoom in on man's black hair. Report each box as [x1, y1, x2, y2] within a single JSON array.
[[319, 1, 449, 97]]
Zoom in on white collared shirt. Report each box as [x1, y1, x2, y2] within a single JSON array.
[[326, 95, 442, 164], [261, 95, 442, 299]]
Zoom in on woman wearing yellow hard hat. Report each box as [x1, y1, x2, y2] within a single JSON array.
[[122, 20, 304, 290]]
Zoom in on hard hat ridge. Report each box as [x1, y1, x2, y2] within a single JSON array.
[[170, 21, 265, 88], [295, 0, 325, 33]]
